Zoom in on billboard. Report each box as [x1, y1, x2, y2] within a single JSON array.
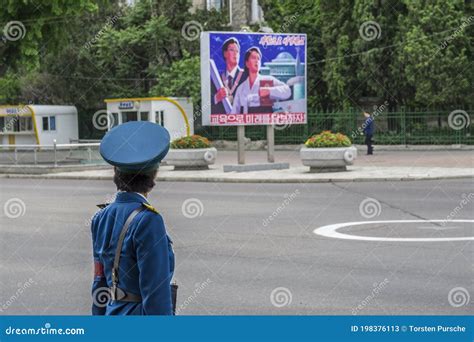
[[201, 32, 307, 126]]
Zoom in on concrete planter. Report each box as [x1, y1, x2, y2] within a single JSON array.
[[164, 147, 217, 170], [300, 146, 357, 172]]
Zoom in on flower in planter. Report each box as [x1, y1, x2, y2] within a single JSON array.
[[304, 131, 351, 148], [171, 135, 212, 149]]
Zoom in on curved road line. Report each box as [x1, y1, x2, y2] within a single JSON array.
[[313, 220, 474, 242]]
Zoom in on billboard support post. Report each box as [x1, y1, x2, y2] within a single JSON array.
[[266, 125, 275, 163], [237, 125, 245, 164]]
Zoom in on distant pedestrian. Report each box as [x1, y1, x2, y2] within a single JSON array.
[[363, 112, 374, 155]]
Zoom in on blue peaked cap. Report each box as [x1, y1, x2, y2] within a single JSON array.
[[100, 121, 170, 173]]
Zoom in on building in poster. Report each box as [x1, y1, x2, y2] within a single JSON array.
[[201, 31, 307, 126]]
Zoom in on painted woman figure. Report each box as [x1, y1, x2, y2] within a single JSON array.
[[232, 47, 291, 114]]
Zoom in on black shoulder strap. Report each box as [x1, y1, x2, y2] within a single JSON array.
[[112, 207, 144, 286]]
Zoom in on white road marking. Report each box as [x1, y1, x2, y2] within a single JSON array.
[[418, 226, 460, 231], [313, 220, 474, 242]]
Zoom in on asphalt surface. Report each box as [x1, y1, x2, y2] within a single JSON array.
[[0, 178, 472, 315]]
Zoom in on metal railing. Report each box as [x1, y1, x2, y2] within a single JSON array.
[[196, 110, 473, 145], [0, 141, 101, 166]]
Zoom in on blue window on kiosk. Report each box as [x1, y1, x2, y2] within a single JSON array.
[[42, 116, 56, 131], [49, 116, 56, 130]]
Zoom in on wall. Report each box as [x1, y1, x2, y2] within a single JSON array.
[[36, 113, 79, 145]]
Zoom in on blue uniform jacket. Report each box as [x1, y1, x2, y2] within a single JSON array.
[[363, 116, 375, 135], [91, 192, 174, 315]]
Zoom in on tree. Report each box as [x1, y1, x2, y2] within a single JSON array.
[[261, 0, 330, 110], [1, 0, 472, 135], [351, 0, 404, 109], [0, 0, 98, 73], [149, 52, 200, 101], [391, 0, 472, 108], [263, 0, 473, 110], [94, 0, 227, 97]]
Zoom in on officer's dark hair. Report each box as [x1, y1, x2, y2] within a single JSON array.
[[222, 38, 240, 58], [113, 167, 158, 194]]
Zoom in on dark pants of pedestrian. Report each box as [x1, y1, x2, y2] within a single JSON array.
[[365, 134, 373, 155]]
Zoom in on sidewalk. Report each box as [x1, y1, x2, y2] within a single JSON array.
[[2, 150, 473, 183]]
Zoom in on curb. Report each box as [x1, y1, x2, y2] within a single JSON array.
[[212, 141, 474, 151], [2, 173, 472, 183], [0, 164, 109, 175]]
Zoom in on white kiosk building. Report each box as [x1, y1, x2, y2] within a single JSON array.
[[104, 97, 194, 140], [0, 105, 78, 145]]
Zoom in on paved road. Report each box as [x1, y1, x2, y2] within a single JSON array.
[[0, 178, 472, 315]]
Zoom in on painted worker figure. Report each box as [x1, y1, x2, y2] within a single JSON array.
[[363, 111, 375, 155], [211, 37, 246, 114], [232, 47, 291, 114], [91, 121, 175, 315]]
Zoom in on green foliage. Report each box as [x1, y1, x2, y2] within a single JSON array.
[[391, 0, 472, 108], [305, 130, 352, 148], [150, 52, 200, 102], [1, 0, 473, 140], [0, 73, 20, 103], [171, 135, 211, 149], [0, 0, 98, 72], [261, 0, 473, 110]]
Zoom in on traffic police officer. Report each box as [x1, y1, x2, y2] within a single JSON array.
[[91, 121, 175, 315]]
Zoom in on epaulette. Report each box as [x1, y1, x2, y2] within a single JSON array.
[[142, 203, 159, 214], [96, 203, 111, 209]]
